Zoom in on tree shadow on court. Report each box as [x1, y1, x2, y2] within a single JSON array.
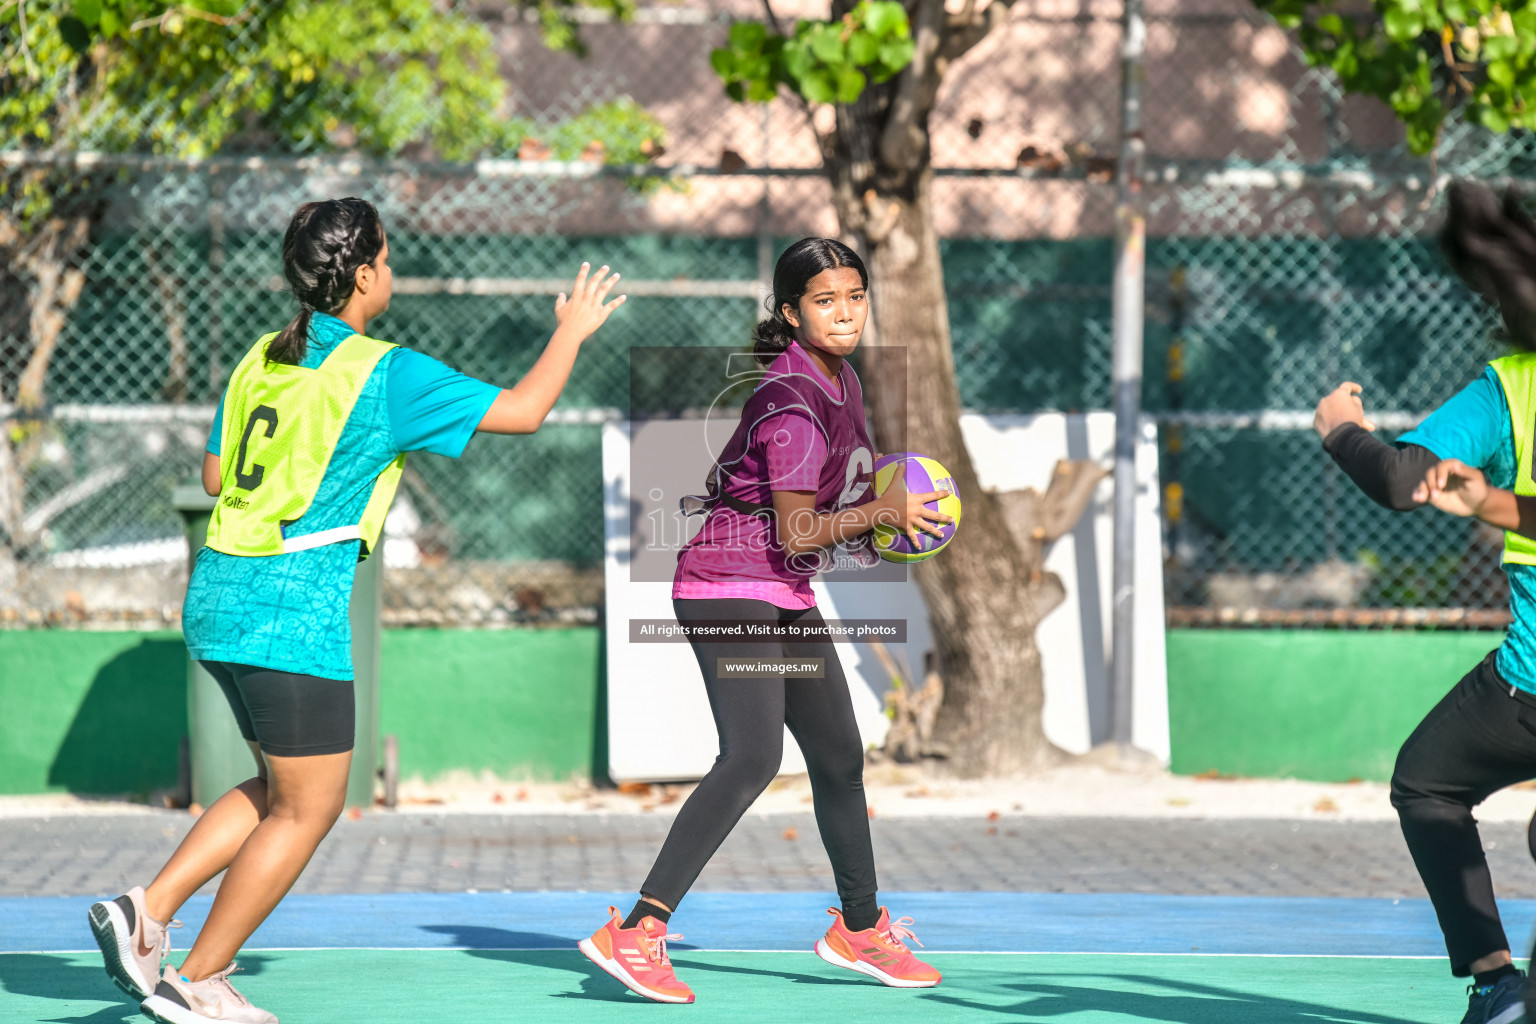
[[0, 950, 276, 1023], [0, 953, 139, 1024], [670, 955, 849, 987], [418, 923, 588, 949], [919, 970, 1431, 1023]]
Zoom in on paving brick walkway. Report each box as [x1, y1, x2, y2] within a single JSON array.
[[6, 812, 1536, 900]]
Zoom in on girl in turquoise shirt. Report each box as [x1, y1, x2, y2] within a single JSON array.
[[1316, 182, 1536, 1024], [89, 198, 625, 1024]]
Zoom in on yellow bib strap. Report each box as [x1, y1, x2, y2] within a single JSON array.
[[206, 332, 405, 560], [1491, 353, 1536, 565]]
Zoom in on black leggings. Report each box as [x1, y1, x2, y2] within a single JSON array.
[[1391, 651, 1536, 975], [639, 598, 877, 910]]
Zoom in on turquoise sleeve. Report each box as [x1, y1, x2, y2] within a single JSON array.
[[385, 349, 503, 458], [1396, 367, 1510, 470]]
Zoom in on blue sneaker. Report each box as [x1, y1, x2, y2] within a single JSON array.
[[1461, 972, 1526, 1024]]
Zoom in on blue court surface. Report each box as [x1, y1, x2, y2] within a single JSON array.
[[4, 892, 1530, 1021]]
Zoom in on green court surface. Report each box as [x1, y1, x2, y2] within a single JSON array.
[[0, 950, 1458, 1022]]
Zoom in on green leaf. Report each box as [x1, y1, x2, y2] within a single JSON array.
[[800, 69, 836, 104], [74, 0, 102, 28], [58, 16, 91, 53], [1405, 118, 1438, 154], [729, 20, 767, 53], [1316, 13, 1345, 35], [849, 30, 878, 65], [878, 37, 914, 71], [710, 48, 736, 77], [783, 42, 812, 81], [1487, 59, 1515, 88], [862, 1, 907, 38], [1514, 8, 1536, 42], [1480, 103, 1511, 133], [809, 24, 844, 63], [1383, 7, 1424, 42], [1483, 33, 1519, 60], [835, 64, 866, 103]]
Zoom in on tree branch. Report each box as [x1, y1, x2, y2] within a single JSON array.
[[1036, 459, 1110, 543], [990, 459, 1109, 573], [760, 0, 786, 36], [130, 4, 250, 33], [941, 0, 1017, 63], [876, 0, 946, 177], [15, 0, 36, 80]]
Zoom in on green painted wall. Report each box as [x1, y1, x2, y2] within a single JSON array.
[[1167, 628, 1503, 782], [0, 625, 1503, 794], [378, 628, 603, 783], [0, 631, 189, 796], [0, 627, 603, 796]]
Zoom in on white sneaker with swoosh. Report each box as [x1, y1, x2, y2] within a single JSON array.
[[140, 962, 278, 1024], [87, 886, 180, 999]]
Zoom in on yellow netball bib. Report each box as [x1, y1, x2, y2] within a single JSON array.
[[204, 332, 405, 559], [1491, 353, 1536, 565]]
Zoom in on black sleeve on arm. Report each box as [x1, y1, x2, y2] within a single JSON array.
[[1322, 423, 1441, 512]]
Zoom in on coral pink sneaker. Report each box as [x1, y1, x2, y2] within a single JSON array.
[[814, 907, 942, 988], [578, 906, 695, 1004]]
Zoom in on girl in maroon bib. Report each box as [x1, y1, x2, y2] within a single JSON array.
[[579, 238, 952, 1001]]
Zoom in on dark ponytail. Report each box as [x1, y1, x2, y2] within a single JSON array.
[[752, 237, 869, 366], [269, 197, 386, 365], [1440, 181, 1536, 352]]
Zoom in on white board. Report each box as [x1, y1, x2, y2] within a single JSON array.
[[601, 412, 1168, 782]]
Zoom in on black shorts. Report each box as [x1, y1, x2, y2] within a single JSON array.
[[199, 661, 355, 757]]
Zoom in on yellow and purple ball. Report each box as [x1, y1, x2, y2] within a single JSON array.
[[871, 453, 962, 563]]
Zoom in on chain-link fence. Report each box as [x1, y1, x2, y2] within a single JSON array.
[[1, 0, 1526, 628]]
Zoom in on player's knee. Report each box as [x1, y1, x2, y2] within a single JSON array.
[[718, 743, 782, 794], [236, 777, 271, 819], [811, 743, 865, 790], [269, 782, 347, 829], [1388, 762, 1428, 811], [1389, 765, 1471, 820]]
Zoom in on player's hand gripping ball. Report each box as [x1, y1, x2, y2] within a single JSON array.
[[872, 453, 962, 563]]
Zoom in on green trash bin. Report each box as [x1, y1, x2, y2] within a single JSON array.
[[174, 485, 381, 810]]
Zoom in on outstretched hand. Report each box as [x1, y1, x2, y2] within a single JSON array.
[[1411, 458, 1490, 519], [554, 262, 626, 340], [1313, 381, 1378, 442]]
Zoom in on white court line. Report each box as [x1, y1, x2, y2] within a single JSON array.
[[3, 947, 1452, 959]]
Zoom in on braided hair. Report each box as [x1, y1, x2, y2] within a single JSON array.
[[1440, 181, 1536, 352], [269, 198, 386, 365], [752, 237, 869, 367]]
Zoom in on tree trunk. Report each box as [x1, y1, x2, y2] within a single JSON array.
[[14, 213, 90, 412], [854, 177, 1067, 775], [0, 183, 100, 609], [814, 0, 1099, 775]]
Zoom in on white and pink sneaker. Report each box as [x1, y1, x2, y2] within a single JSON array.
[[87, 885, 180, 999], [815, 906, 942, 988], [578, 906, 695, 1003]]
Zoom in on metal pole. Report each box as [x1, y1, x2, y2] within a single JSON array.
[[1110, 0, 1146, 751]]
